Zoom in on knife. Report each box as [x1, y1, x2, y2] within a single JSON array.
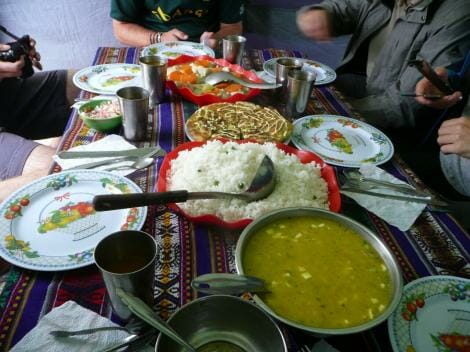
[[340, 187, 449, 207], [58, 146, 163, 159]]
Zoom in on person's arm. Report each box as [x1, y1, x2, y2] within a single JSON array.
[[112, 20, 189, 47]]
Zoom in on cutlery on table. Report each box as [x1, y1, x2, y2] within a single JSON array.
[[98, 329, 156, 352], [57, 146, 164, 159], [50, 326, 130, 337], [102, 157, 154, 172], [67, 155, 151, 170]]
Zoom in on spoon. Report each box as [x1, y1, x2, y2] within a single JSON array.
[[116, 289, 197, 352], [92, 155, 276, 211], [204, 71, 281, 89], [103, 157, 154, 172], [192, 273, 267, 295]]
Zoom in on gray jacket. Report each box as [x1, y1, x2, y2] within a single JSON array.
[[310, 0, 470, 129]]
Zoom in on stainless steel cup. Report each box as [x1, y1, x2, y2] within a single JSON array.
[[116, 86, 149, 141], [284, 70, 316, 120], [139, 56, 167, 106], [275, 58, 303, 87], [222, 35, 246, 65], [94, 230, 157, 321]]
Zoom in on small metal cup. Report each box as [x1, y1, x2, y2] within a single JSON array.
[[222, 35, 246, 65], [139, 56, 167, 106], [275, 58, 303, 87], [94, 230, 157, 321], [116, 86, 149, 141], [284, 70, 316, 120]]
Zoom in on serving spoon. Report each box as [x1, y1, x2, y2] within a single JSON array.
[[204, 71, 281, 89], [93, 155, 275, 211]]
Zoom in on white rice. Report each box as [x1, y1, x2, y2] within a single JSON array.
[[167, 140, 329, 221]]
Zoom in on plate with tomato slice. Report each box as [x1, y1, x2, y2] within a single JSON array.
[[0, 170, 146, 271], [388, 275, 470, 352], [166, 55, 262, 106], [291, 115, 394, 167]]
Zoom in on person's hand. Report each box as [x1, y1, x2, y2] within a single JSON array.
[[200, 32, 219, 49], [296, 9, 332, 41], [0, 44, 25, 79], [160, 29, 188, 42], [27, 37, 42, 70], [415, 67, 462, 109], [437, 116, 470, 158]]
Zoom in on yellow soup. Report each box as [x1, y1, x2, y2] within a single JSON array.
[[242, 216, 392, 329]]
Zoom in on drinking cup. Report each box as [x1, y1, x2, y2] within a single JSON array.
[[94, 230, 157, 321], [284, 70, 316, 120], [116, 86, 149, 141], [222, 35, 246, 65], [275, 58, 304, 87], [139, 56, 167, 106]]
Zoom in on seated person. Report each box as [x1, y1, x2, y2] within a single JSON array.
[[414, 67, 470, 197], [296, 0, 470, 135], [110, 0, 244, 48], [0, 39, 79, 202]]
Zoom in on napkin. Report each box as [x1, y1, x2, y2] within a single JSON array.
[[341, 165, 426, 231], [10, 301, 134, 352], [53, 134, 144, 176]]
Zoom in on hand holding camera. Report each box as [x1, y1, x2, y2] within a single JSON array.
[[0, 25, 42, 79]]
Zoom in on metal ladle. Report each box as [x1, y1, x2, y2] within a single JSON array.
[[204, 71, 281, 89], [93, 155, 276, 211]]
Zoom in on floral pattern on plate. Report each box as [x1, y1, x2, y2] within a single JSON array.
[[141, 41, 215, 59], [0, 170, 146, 271], [291, 115, 394, 167], [73, 64, 142, 95], [388, 275, 470, 352], [263, 57, 337, 86]]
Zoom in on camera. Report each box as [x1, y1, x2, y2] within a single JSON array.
[[0, 35, 34, 79]]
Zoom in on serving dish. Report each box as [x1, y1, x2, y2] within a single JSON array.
[[78, 99, 122, 132], [291, 114, 394, 167], [156, 140, 340, 230], [388, 275, 470, 352], [0, 170, 146, 271], [166, 55, 262, 106], [236, 207, 403, 335]]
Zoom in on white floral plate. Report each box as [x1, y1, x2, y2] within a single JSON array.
[[0, 170, 147, 271], [388, 275, 470, 352], [73, 64, 142, 95], [141, 41, 215, 59], [263, 57, 336, 86], [291, 115, 394, 167]]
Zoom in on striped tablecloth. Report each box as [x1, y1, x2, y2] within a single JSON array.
[[0, 47, 468, 352]]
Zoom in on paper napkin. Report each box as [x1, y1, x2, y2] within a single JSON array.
[[341, 165, 426, 231], [10, 301, 136, 352], [53, 134, 146, 176]]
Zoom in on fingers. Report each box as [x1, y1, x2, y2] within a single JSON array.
[[162, 29, 188, 41], [296, 10, 331, 41], [0, 44, 10, 51], [415, 91, 462, 109]]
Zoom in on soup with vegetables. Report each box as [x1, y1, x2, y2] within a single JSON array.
[[242, 216, 392, 329]]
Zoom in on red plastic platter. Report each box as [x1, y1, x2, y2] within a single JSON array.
[[157, 140, 341, 230], [166, 55, 261, 106]]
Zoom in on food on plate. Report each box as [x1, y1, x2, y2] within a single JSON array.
[[167, 59, 251, 98], [80, 100, 121, 119], [38, 201, 96, 233], [167, 140, 328, 221], [186, 102, 292, 143], [243, 216, 392, 329]]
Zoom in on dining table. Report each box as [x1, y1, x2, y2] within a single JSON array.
[[0, 46, 469, 352]]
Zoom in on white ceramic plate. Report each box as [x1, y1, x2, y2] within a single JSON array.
[[291, 115, 394, 167], [388, 275, 470, 352], [0, 170, 147, 271], [73, 64, 142, 95], [263, 57, 336, 86], [141, 41, 215, 59]]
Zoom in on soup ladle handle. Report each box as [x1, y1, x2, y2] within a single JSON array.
[[191, 273, 267, 295]]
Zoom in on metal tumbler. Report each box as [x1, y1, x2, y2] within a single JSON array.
[[275, 58, 304, 87], [116, 86, 149, 142], [284, 70, 316, 120], [94, 230, 157, 321], [222, 35, 246, 65], [139, 56, 167, 106]]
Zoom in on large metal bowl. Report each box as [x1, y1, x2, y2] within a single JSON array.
[[154, 295, 287, 352], [235, 207, 403, 335]]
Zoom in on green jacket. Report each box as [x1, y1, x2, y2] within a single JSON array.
[[310, 0, 470, 129]]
